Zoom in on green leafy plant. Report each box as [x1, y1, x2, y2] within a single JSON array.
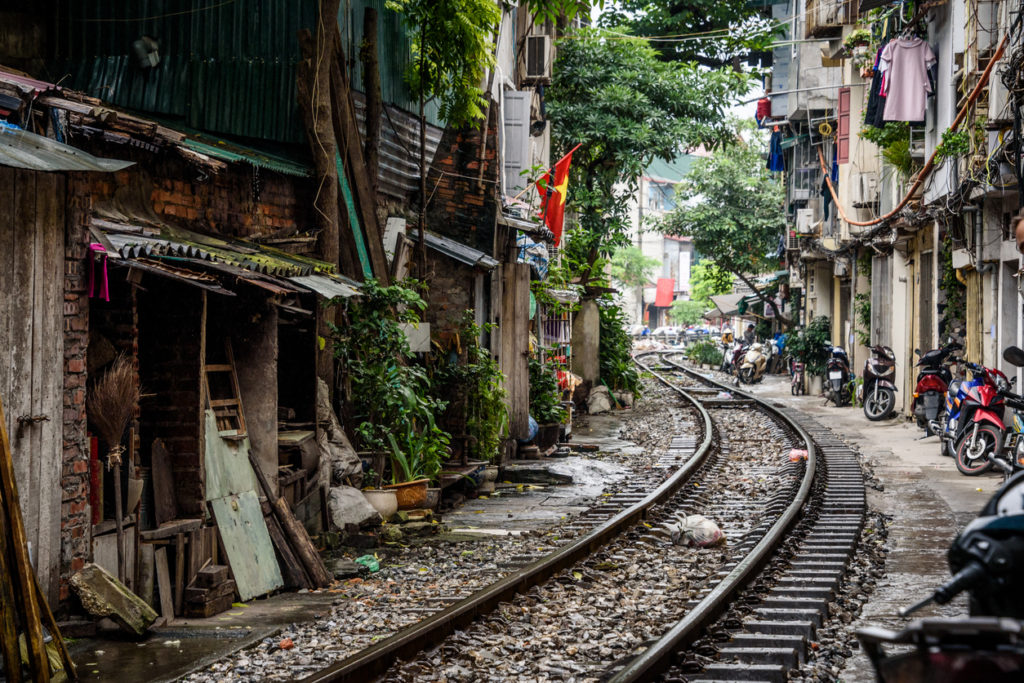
[[939, 231, 966, 336], [935, 129, 970, 160], [843, 28, 871, 51], [786, 316, 832, 376], [332, 278, 450, 484], [529, 356, 568, 425], [598, 300, 642, 398], [854, 292, 871, 347], [860, 121, 910, 148], [686, 339, 724, 366], [431, 312, 509, 462]]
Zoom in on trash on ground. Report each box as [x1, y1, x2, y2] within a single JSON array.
[[354, 554, 380, 572]]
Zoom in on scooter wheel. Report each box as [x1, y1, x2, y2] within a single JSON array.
[[863, 387, 895, 421], [954, 425, 1000, 476], [791, 384, 798, 396]]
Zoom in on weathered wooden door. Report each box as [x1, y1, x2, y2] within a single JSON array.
[[0, 167, 66, 602]]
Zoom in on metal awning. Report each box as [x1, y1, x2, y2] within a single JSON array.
[[709, 293, 747, 317], [0, 122, 134, 172], [288, 275, 360, 300], [411, 230, 499, 270]]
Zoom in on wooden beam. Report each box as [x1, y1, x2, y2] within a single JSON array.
[[0, 394, 48, 680], [330, 30, 390, 284]]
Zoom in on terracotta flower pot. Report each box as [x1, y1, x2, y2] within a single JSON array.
[[384, 478, 429, 510]]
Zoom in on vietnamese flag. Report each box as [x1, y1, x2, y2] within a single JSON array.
[[535, 143, 580, 246]]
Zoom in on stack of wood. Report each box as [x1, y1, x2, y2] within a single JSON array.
[[249, 452, 332, 590], [0, 396, 77, 681], [183, 565, 236, 619]]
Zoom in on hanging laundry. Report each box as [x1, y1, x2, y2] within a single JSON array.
[[880, 37, 936, 122], [821, 174, 833, 221], [766, 130, 785, 172], [863, 45, 887, 128], [755, 97, 772, 127]]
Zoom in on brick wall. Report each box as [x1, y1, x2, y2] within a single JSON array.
[[60, 173, 91, 602], [425, 107, 500, 255], [79, 151, 315, 243], [138, 283, 205, 517], [424, 251, 476, 337]]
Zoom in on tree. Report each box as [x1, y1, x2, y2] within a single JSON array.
[[546, 30, 749, 286], [659, 126, 791, 327], [689, 260, 734, 303], [387, 0, 501, 267], [597, 0, 779, 68], [669, 299, 708, 326], [609, 246, 660, 289]]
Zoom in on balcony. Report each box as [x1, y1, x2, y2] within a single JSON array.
[[806, 0, 854, 38]]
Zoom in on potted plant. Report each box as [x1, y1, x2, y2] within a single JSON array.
[[361, 468, 398, 521], [530, 356, 568, 450], [786, 316, 832, 394], [332, 278, 452, 510], [843, 28, 871, 54]]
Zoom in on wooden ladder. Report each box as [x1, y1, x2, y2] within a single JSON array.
[[204, 341, 247, 438]]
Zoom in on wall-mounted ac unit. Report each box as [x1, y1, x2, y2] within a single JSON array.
[[525, 35, 551, 82], [852, 172, 879, 208], [795, 208, 817, 234]]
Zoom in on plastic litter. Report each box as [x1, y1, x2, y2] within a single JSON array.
[[354, 554, 380, 572], [789, 448, 809, 462], [717, 391, 733, 399], [665, 515, 726, 547]]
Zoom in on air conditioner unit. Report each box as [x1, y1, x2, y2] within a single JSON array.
[[525, 35, 551, 82], [795, 208, 816, 234], [852, 172, 879, 208]]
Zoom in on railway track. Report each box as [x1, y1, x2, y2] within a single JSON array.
[[297, 351, 866, 683]]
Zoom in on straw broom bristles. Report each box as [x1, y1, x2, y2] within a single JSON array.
[[88, 353, 138, 468]]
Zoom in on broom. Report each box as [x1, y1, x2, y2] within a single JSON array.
[[88, 354, 139, 582]]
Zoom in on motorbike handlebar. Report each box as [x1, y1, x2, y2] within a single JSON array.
[[934, 561, 987, 605]]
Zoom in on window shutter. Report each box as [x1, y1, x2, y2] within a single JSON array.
[[502, 91, 531, 196], [837, 87, 850, 164]]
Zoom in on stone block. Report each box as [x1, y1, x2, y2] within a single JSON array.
[[70, 563, 157, 636]]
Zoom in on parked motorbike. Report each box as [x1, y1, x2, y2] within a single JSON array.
[[857, 471, 1024, 681], [942, 361, 1011, 476], [913, 340, 962, 435], [737, 342, 768, 384], [790, 358, 806, 396], [861, 345, 897, 421], [720, 339, 744, 375], [824, 345, 853, 407]]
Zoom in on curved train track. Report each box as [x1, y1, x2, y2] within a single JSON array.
[[300, 351, 866, 683]]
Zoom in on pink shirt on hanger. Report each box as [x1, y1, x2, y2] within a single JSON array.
[[880, 37, 936, 122]]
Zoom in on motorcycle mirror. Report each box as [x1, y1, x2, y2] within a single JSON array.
[[1003, 346, 1024, 367]]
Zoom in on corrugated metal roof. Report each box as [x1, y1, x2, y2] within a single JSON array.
[[411, 230, 498, 270], [53, 0, 318, 143], [0, 122, 134, 172], [288, 275, 360, 299], [175, 129, 311, 177], [94, 215, 337, 278]]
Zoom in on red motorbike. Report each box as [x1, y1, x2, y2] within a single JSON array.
[[913, 340, 962, 435], [949, 361, 1011, 476]]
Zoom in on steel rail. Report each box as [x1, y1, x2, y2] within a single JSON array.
[[302, 353, 713, 683], [610, 352, 818, 682]]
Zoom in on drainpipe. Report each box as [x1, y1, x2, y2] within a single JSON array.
[[970, 205, 995, 274]]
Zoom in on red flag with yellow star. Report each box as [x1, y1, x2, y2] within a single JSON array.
[[535, 144, 580, 246]]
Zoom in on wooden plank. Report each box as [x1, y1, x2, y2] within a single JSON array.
[[271, 496, 331, 588], [224, 341, 247, 437], [264, 512, 310, 589], [33, 567, 77, 681], [35, 172, 64, 604], [10, 169, 37, 570], [209, 491, 284, 601], [0, 393, 47, 677], [139, 518, 202, 541], [195, 564, 230, 588], [174, 532, 185, 615], [154, 547, 174, 624], [0, 468, 24, 683], [0, 165, 15, 432], [203, 410, 259, 501], [187, 529, 201, 588], [150, 439, 178, 525]]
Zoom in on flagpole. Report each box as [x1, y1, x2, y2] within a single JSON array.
[[508, 143, 582, 202]]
